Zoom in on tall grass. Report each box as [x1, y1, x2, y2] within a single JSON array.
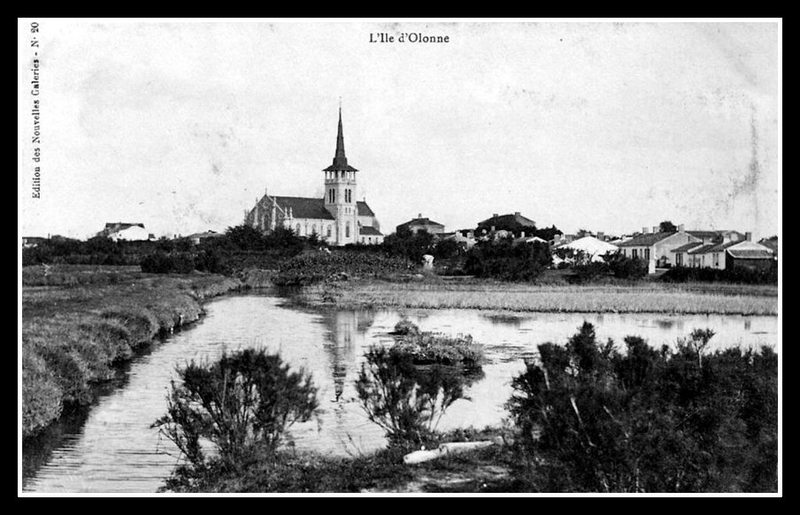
[[299, 280, 778, 316], [21, 266, 243, 438]]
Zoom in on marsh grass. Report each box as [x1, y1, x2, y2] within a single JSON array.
[[299, 279, 778, 315], [21, 266, 243, 438]]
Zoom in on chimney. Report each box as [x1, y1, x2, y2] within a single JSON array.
[[745, 232, 752, 241], [492, 213, 498, 219], [514, 211, 521, 216], [597, 231, 604, 241], [642, 227, 649, 234], [418, 213, 422, 218]]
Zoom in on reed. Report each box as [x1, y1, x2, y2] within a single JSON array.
[[21, 266, 243, 438], [300, 280, 778, 316]]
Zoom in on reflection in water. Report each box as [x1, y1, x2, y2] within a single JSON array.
[[320, 309, 375, 403], [22, 293, 778, 494]]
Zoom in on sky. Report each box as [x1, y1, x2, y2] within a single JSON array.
[[18, 18, 781, 241]]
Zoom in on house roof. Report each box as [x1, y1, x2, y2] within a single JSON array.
[[359, 226, 383, 236], [686, 230, 722, 240], [478, 212, 537, 228], [557, 236, 619, 254], [727, 249, 774, 259], [616, 231, 676, 247], [672, 241, 704, 253], [187, 230, 222, 239], [759, 238, 778, 253], [397, 216, 445, 230], [98, 223, 146, 237]]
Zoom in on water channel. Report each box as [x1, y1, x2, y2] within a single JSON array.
[[21, 291, 779, 494]]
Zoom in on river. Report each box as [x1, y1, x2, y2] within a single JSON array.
[[20, 291, 779, 494]]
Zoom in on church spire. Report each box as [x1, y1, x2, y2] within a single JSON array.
[[324, 104, 358, 172], [334, 106, 347, 164]]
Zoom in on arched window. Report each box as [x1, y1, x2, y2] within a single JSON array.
[[345, 222, 350, 238], [296, 224, 301, 234], [312, 224, 316, 234]]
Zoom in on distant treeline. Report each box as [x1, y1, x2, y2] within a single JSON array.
[[22, 224, 778, 286]]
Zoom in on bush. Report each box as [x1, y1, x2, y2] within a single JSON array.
[[153, 348, 318, 475], [568, 253, 648, 283], [140, 251, 196, 274], [660, 265, 777, 285], [464, 239, 552, 282], [355, 345, 483, 449], [506, 322, 778, 493], [272, 250, 411, 286]]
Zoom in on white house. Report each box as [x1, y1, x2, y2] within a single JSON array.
[[553, 236, 619, 266], [97, 222, 150, 242]]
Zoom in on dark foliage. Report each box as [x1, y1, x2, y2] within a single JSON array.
[[464, 239, 552, 281], [507, 322, 778, 493], [381, 227, 436, 264], [153, 348, 319, 478], [660, 265, 777, 285], [569, 252, 648, 283], [356, 344, 484, 449], [272, 250, 412, 286]]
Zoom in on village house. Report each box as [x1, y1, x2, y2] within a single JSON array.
[[396, 214, 445, 236], [186, 230, 224, 245], [96, 222, 151, 242], [672, 231, 773, 271], [552, 235, 619, 266], [441, 229, 477, 249], [244, 108, 384, 246], [474, 212, 538, 243], [22, 236, 47, 248], [616, 225, 703, 271]]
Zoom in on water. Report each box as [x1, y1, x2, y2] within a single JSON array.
[[21, 292, 779, 494]]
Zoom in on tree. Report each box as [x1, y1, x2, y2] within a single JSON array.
[[659, 221, 678, 233], [153, 348, 318, 474]]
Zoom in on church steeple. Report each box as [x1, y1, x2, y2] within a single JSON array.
[[324, 106, 358, 172]]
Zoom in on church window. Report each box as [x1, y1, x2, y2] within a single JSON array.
[[312, 224, 316, 234], [345, 222, 350, 238], [327, 225, 332, 237], [296, 224, 301, 234]]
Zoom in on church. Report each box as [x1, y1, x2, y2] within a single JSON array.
[[244, 108, 384, 246]]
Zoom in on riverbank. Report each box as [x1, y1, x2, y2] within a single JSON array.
[[292, 276, 779, 316], [21, 265, 244, 439]]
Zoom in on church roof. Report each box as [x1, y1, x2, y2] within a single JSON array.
[[357, 201, 375, 217], [359, 226, 383, 236], [322, 107, 358, 172], [270, 196, 376, 221], [272, 196, 335, 220]]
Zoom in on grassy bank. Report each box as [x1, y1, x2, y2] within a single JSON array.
[[295, 277, 779, 316], [21, 265, 243, 439]]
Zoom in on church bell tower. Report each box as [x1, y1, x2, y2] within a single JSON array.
[[323, 106, 358, 245]]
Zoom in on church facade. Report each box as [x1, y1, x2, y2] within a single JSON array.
[[244, 109, 384, 246]]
